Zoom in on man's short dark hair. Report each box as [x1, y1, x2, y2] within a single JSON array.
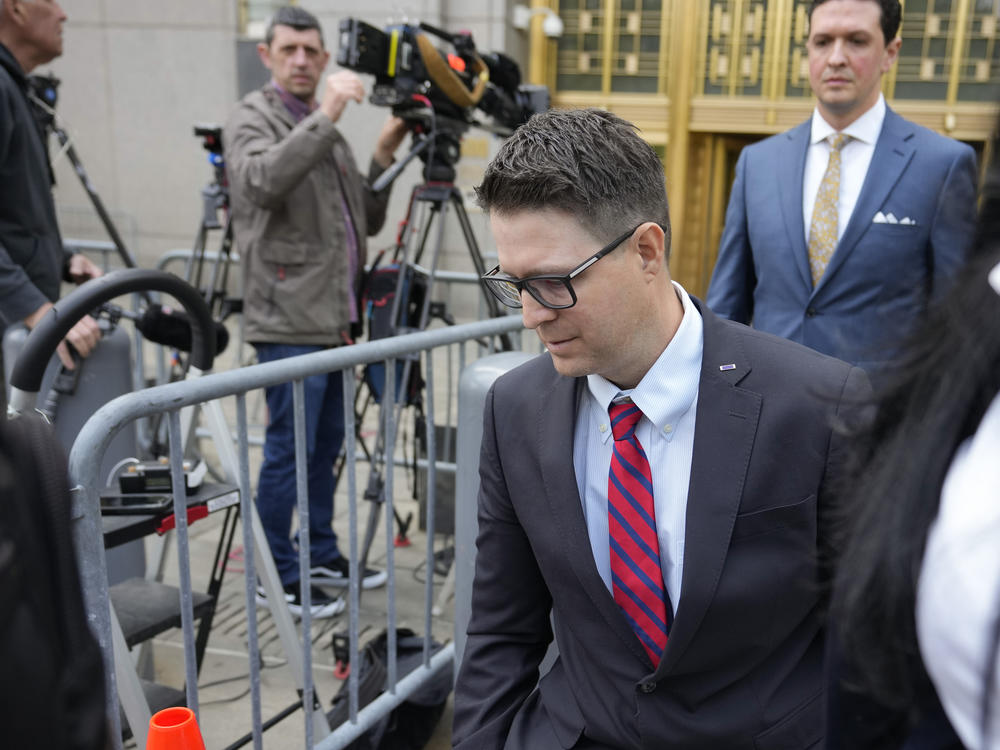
[[476, 108, 672, 257], [808, 0, 902, 44], [265, 5, 324, 48]]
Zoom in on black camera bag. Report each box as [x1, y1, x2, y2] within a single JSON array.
[[327, 627, 452, 749], [360, 251, 427, 406]]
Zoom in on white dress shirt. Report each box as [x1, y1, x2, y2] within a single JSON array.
[[803, 94, 886, 245], [917, 390, 1000, 750], [573, 282, 703, 608]]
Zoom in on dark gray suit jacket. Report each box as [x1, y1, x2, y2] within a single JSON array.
[[706, 107, 977, 369], [454, 300, 869, 750]]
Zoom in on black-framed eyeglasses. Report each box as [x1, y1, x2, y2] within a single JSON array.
[[481, 224, 643, 310]]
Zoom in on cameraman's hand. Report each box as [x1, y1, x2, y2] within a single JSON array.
[[373, 116, 408, 168], [58, 315, 100, 370], [66, 252, 103, 284], [319, 70, 365, 124], [24, 302, 101, 370]]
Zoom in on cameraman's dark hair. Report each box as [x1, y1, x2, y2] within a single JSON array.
[[809, 0, 901, 44], [265, 5, 324, 48], [475, 108, 671, 256]]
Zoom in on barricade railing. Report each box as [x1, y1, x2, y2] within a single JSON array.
[[151, 249, 497, 451], [65, 237, 119, 270], [67, 314, 525, 750]]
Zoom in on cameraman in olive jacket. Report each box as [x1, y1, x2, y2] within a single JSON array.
[[224, 5, 407, 616]]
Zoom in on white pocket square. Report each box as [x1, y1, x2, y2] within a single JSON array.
[[873, 211, 916, 226]]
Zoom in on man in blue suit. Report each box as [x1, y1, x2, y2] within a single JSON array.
[[707, 0, 977, 370]]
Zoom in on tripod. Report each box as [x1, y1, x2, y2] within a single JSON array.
[[186, 125, 241, 324], [350, 123, 514, 620]]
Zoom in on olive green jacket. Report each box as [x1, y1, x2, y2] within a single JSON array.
[[224, 85, 391, 345]]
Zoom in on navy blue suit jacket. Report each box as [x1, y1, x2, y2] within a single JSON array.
[[706, 108, 977, 368]]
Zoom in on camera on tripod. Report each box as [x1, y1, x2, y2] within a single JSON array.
[[337, 18, 548, 181], [193, 123, 227, 202], [194, 124, 224, 158]]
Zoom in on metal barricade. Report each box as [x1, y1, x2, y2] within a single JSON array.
[[68, 315, 525, 749], [64, 237, 119, 271], [150, 249, 496, 450]]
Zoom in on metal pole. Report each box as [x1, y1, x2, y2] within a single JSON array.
[[383, 359, 398, 691], [236, 393, 264, 749], [423, 347, 437, 664], [168, 409, 200, 716], [292, 378, 315, 749], [342, 370, 362, 722]]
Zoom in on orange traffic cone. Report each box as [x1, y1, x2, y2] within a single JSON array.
[[146, 706, 206, 750]]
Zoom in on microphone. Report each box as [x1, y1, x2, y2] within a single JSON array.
[[135, 304, 229, 355]]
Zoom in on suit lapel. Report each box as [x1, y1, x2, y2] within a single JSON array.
[[659, 303, 762, 674], [814, 107, 915, 295], [537, 365, 654, 666], [778, 120, 813, 291]]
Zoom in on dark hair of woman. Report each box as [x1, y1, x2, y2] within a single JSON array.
[[833, 121, 1000, 718]]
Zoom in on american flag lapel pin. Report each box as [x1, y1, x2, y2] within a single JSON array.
[[719, 363, 736, 371]]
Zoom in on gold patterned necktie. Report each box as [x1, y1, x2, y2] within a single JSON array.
[[808, 133, 852, 286]]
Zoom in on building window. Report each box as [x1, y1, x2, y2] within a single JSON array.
[[557, 0, 666, 94], [957, 0, 1000, 102], [238, 0, 293, 39], [704, 0, 769, 97]]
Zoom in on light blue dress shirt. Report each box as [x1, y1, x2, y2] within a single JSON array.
[[573, 282, 703, 608]]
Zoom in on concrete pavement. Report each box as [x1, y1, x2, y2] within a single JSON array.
[[143, 435, 457, 749]]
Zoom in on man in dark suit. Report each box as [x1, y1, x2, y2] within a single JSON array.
[[706, 0, 977, 370], [453, 107, 869, 749]]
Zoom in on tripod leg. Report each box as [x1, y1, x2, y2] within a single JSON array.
[[357, 193, 439, 570], [206, 216, 236, 321], [331, 369, 373, 495], [386, 196, 438, 336], [187, 221, 210, 292], [450, 190, 514, 350], [54, 127, 146, 277], [357, 182, 506, 574]]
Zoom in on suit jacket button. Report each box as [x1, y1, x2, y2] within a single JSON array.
[[806, 307, 818, 318], [640, 681, 656, 694]]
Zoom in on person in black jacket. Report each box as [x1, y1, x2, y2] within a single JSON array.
[[0, 0, 101, 376]]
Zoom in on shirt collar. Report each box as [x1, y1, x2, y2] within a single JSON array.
[[810, 93, 885, 146], [269, 79, 316, 123], [0, 42, 28, 89], [586, 282, 703, 439]]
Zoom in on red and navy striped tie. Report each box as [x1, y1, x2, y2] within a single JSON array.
[[608, 400, 671, 665]]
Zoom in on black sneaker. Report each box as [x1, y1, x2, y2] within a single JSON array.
[[254, 581, 345, 619], [311, 556, 387, 590]]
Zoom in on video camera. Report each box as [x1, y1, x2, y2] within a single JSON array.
[[192, 124, 227, 209], [194, 124, 224, 158], [337, 19, 548, 181]]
